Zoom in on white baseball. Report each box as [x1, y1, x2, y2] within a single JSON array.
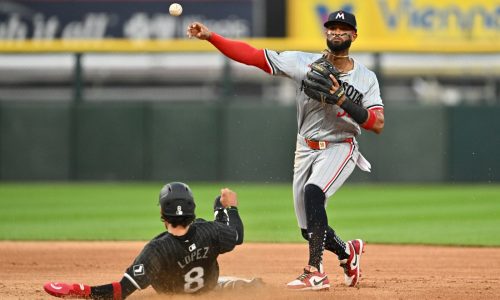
[[169, 3, 183, 16]]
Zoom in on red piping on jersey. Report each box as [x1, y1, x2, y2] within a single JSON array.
[[322, 140, 354, 193], [208, 33, 272, 74], [112, 282, 122, 300]]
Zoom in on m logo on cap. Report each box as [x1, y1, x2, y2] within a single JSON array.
[[176, 205, 183, 215], [336, 12, 345, 20]]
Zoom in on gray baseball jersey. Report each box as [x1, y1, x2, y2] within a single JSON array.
[[264, 50, 383, 228]]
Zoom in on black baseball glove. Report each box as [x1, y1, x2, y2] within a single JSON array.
[[303, 57, 345, 105]]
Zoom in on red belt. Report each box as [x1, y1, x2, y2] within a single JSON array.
[[304, 138, 353, 150]]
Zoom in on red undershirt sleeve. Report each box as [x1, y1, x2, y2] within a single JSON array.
[[207, 33, 272, 74], [361, 107, 384, 130]]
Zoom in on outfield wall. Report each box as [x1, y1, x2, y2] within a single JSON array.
[[0, 101, 498, 182]]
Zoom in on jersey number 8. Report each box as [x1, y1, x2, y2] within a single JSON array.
[[184, 266, 204, 293]]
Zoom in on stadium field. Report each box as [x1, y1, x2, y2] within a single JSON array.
[[1, 182, 498, 246]]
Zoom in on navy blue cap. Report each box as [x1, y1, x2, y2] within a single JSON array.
[[324, 10, 357, 32]]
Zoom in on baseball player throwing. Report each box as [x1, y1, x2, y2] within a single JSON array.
[[188, 9, 384, 290], [44, 182, 262, 298]]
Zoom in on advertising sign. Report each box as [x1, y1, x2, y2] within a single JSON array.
[[288, 0, 500, 52], [0, 0, 255, 40]]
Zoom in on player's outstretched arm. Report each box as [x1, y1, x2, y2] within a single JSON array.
[[215, 188, 244, 245], [44, 278, 138, 299], [186, 22, 272, 74]]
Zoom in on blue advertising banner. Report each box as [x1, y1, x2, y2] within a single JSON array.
[[0, 0, 255, 40]]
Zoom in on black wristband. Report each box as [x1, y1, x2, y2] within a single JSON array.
[[340, 99, 369, 124]]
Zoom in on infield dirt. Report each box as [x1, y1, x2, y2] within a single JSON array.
[[1, 242, 499, 299]]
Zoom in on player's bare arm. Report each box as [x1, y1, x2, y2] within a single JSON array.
[[186, 22, 211, 40]]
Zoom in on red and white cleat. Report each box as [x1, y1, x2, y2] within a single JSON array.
[[286, 265, 330, 291], [339, 239, 365, 287]]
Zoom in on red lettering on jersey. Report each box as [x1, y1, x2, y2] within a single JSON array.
[[337, 110, 347, 117]]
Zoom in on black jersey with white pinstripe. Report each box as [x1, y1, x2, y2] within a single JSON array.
[[123, 218, 239, 294]]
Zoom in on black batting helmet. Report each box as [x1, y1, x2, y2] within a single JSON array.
[[159, 182, 196, 217]]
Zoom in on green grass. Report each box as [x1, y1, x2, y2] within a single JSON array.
[[0, 183, 499, 246]]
